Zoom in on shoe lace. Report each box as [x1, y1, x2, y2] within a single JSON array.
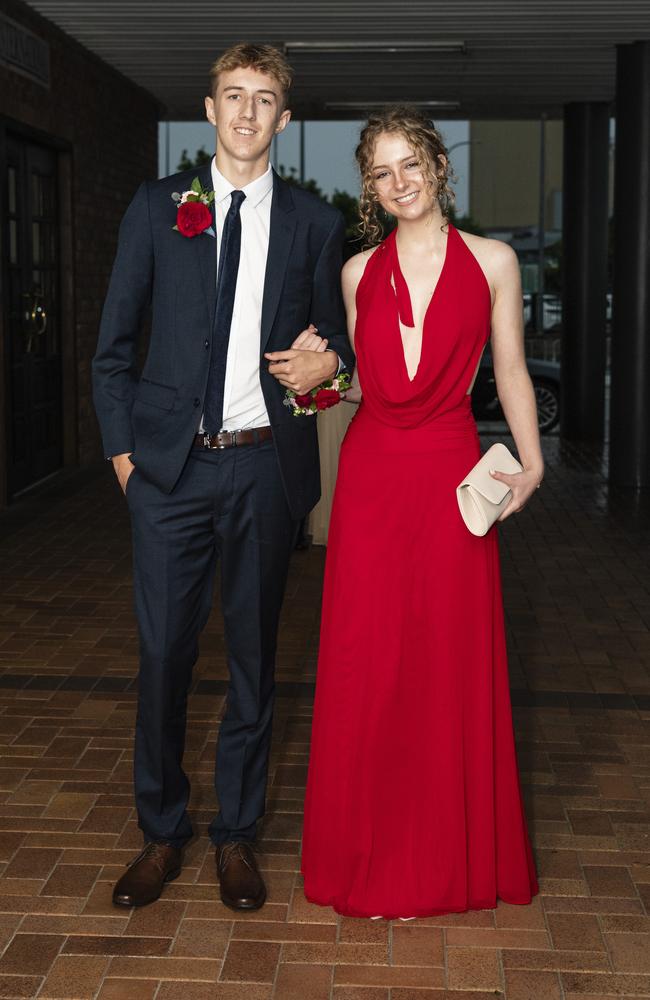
[[219, 842, 255, 873], [129, 842, 171, 874]]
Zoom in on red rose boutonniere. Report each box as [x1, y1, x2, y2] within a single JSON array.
[[283, 373, 351, 416], [171, 178, 215, 238]]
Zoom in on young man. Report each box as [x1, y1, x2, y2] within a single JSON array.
[[92, 43, 353, 911]]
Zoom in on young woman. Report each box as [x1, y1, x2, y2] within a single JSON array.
[[301, 107, 542, 919]]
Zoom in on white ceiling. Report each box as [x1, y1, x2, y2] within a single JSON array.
[[24, 0, 650, 119]]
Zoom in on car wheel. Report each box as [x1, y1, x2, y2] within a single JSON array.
[[533, 378, 559, 433]]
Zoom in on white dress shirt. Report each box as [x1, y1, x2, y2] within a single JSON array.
[[205, 158, 273, 432]]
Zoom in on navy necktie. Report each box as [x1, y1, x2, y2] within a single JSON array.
[[204, 189, 246, 434]]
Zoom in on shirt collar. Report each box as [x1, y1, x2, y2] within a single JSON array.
[[210, 158, 273, 209]]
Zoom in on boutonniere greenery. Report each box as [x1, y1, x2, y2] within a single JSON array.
[[171, 178, 215, 238], [283, 373, 351, 416]]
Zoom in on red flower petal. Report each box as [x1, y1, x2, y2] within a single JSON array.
[[314, 389, 340, 411], [176, 201, 212, 237]]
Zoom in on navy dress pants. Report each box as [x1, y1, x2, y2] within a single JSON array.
[[126, 440, 298, 848]]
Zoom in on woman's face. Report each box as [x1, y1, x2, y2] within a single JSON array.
[[370, 131, 440, 222]]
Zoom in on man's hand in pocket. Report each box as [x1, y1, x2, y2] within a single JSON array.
[[112, 454, 135, 495]]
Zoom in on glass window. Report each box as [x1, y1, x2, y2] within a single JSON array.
[[9, 220, 18, 264], [8, 167, 17, 215]]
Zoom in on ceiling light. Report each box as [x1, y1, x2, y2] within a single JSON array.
[[324, 100, 461, 112], [285, 40, 466, 55]]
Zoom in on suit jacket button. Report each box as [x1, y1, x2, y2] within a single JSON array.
[[204, 340, 209, 349], [193, 398, 200, 407]]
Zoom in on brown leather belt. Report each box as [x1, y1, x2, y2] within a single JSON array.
[[193, 426, 273, 450]]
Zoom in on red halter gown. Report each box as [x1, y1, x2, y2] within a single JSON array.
[[301, 224, 538, 918]]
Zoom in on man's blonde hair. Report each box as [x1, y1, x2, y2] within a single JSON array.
[[209, 43, 293, 107]]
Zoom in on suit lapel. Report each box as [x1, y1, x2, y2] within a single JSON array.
[[193, 160, 218, 332], [260, 172, 297, 352]]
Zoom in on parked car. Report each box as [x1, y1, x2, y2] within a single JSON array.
[[522, 293, 562, 332], [472, 351, 560, 433], [521, 292, 612, 332]]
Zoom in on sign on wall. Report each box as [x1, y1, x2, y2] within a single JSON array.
[[0, 13, 50, 88]]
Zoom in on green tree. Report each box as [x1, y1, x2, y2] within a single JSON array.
[[176, 146, 212, 171], [330, 189, 358, 225], [276, 171, 364, 257], [447, 206, 485, 236], [276, 165, 327, 200], [331, 189, 363, 255]]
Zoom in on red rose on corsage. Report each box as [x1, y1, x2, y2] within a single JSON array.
[[171, 177, 215, 238], [283, 373, 351, 416], [176, 200, 212, 237], [314, 388, 340, 410]]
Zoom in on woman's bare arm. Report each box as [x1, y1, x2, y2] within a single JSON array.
[[340, 250, 374, 403], [480, 239, 544, 518]]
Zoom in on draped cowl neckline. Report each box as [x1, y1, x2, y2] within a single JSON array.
[[387, 226, 451, 383], [353, 222, 492, 429], [388, 225, 451, 332]]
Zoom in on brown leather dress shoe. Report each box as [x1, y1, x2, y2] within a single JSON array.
[[113, 842, 182, 908], [216, 842, 266, 910]]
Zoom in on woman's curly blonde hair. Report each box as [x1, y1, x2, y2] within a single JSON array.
[[355, 105, 455, 246]]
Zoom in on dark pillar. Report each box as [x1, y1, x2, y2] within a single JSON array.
[[560, 102, 610, 440], [610, 41, 650, 488]]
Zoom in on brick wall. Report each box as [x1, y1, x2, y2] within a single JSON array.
[[0, 0, 159, 471]]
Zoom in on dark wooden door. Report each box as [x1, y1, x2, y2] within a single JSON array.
[[4, 135, 62, 496]]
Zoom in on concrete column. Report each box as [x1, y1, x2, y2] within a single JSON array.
[[610, 41, 650, 488], [560, 102, 610, 440]]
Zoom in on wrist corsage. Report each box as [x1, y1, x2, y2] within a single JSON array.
[[283, 373, 351, 416], [171, 178, 215, 238]]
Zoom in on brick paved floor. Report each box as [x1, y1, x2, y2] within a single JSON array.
[[0, 432, 649, 999]]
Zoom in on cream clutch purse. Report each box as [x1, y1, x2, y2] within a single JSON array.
[[456, 442, 523, 536]]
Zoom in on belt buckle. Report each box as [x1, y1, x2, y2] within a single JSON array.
[[215, 431, 235, 449]]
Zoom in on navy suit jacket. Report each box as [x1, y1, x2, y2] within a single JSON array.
[[92, 163, 355, 519]]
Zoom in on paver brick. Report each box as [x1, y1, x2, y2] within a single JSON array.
[[0, 439, 649, 999]]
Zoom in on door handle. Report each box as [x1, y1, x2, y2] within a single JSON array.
[[21, 289, 47, 351]]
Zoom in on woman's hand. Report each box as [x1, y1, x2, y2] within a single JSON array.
[[489, 466, 543, 521], [291, 324, 328, 352], [342, 383, 362, 404]]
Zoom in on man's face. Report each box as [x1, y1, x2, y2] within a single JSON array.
[[205, 66, 291, 165]]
